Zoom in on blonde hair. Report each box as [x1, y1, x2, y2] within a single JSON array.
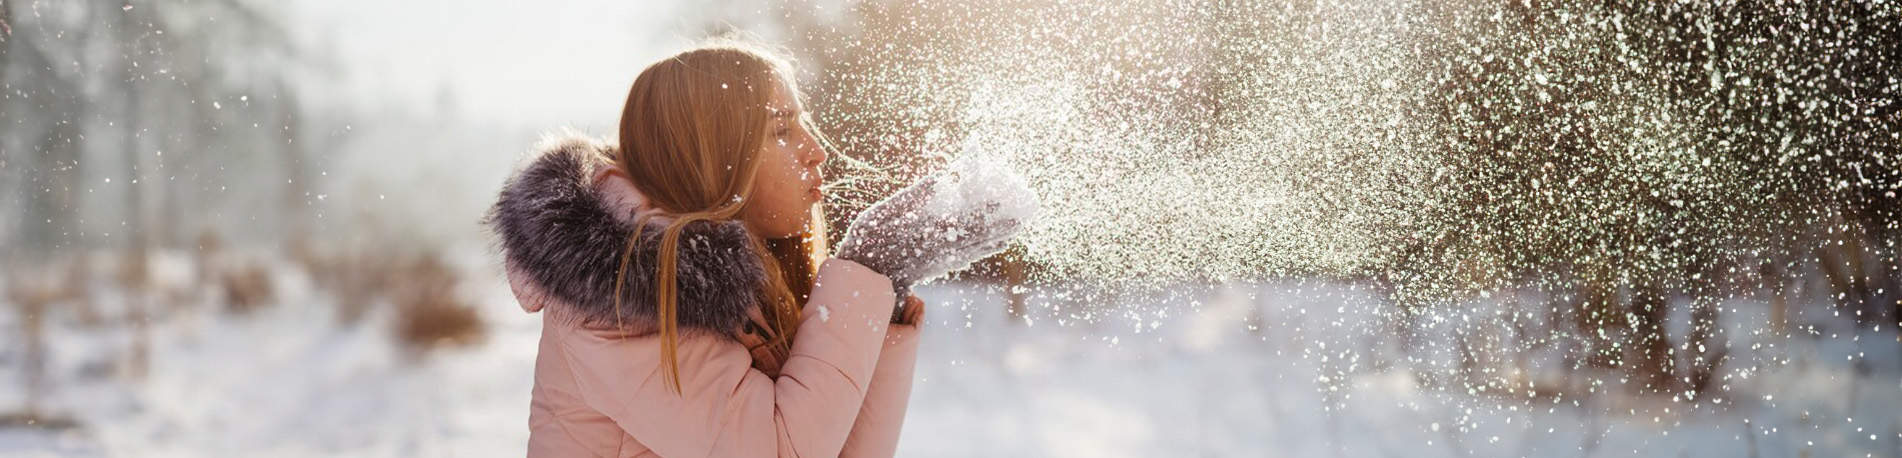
[[612, 41, 828, 394]]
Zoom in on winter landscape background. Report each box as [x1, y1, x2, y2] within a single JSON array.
[[3, 1, 1899, 457]]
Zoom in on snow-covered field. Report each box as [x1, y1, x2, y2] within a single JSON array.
[[2, 253, 1897, 457]]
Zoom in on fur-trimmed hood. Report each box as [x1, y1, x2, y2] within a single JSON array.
[[484, 134, 767, 337]]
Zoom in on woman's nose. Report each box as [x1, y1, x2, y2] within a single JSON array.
[[806, 137, 828, 166]]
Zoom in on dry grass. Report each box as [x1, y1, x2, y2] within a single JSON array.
[[299, 246, 391, 325], [294, 241, 488, 354], [393, 287, 486, 351], [219, 261, 275, 315], [388, 252, 485, 351]]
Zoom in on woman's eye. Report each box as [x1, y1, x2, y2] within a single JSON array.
[[776, 126, 791, 138]]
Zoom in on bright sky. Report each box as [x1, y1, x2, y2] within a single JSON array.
[[285, 0, 704, 127]]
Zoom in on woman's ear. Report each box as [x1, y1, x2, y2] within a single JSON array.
[[590, 163, 630, 186], [592, 164, 651, 214]]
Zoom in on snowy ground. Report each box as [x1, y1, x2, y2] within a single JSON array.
[[1, 254, 1898, 457]]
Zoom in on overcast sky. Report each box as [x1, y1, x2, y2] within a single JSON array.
[[285, 0, 707, 128]]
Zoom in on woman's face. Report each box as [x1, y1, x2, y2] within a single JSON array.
[[741, 79, 828, 239]]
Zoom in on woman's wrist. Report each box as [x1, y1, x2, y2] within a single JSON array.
[[889, 286, 913, 324], [890, 293, 924, 326]]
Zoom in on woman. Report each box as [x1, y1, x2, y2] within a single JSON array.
[[486, 40, 1021, 457]]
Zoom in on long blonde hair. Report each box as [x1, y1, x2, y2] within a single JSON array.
[[612, 41, 828, 394]]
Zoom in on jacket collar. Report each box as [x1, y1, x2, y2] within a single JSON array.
[[485, 133, 768, 336]]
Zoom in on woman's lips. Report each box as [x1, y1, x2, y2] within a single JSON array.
[[809, 187, 823, 201]]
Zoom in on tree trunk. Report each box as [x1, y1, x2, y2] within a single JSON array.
[[0, 0, 12, 80], [115, 0, 151, 381], [18, 293, 46, 418], [1684, 297, 1727, 399], [33, 120, 84, 254], [1572, 280, 1622, 370], [1627, 281, 1676, 395], [4, 0, 86, 257], [279, 76, 311, 253], [1003, 248, 1028, 322], [0, 0, 12, 256]]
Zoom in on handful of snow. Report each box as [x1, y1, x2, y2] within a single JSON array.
[[834, 140, 1042, 293], [906, 147, 1042, 284], [921, 153, 1042, 233]]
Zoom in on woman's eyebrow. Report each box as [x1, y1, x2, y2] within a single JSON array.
[[772, 108, 797, 119]]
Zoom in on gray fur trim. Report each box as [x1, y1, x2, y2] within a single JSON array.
[[483, 134, 766, 336]]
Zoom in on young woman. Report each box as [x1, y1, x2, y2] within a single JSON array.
[[486, 41, 1020, 457]]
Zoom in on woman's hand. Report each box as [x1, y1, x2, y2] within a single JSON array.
[[834, 160, 1034, 300], [739, 296, 921, 373], [895, 295, 925, 326]]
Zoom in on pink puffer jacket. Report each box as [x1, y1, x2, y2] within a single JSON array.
[[488, 135, 922, 457]]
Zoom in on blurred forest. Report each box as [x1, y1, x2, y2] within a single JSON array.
[[2, 0, 313, 255], [0, 0, 486, 429]]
